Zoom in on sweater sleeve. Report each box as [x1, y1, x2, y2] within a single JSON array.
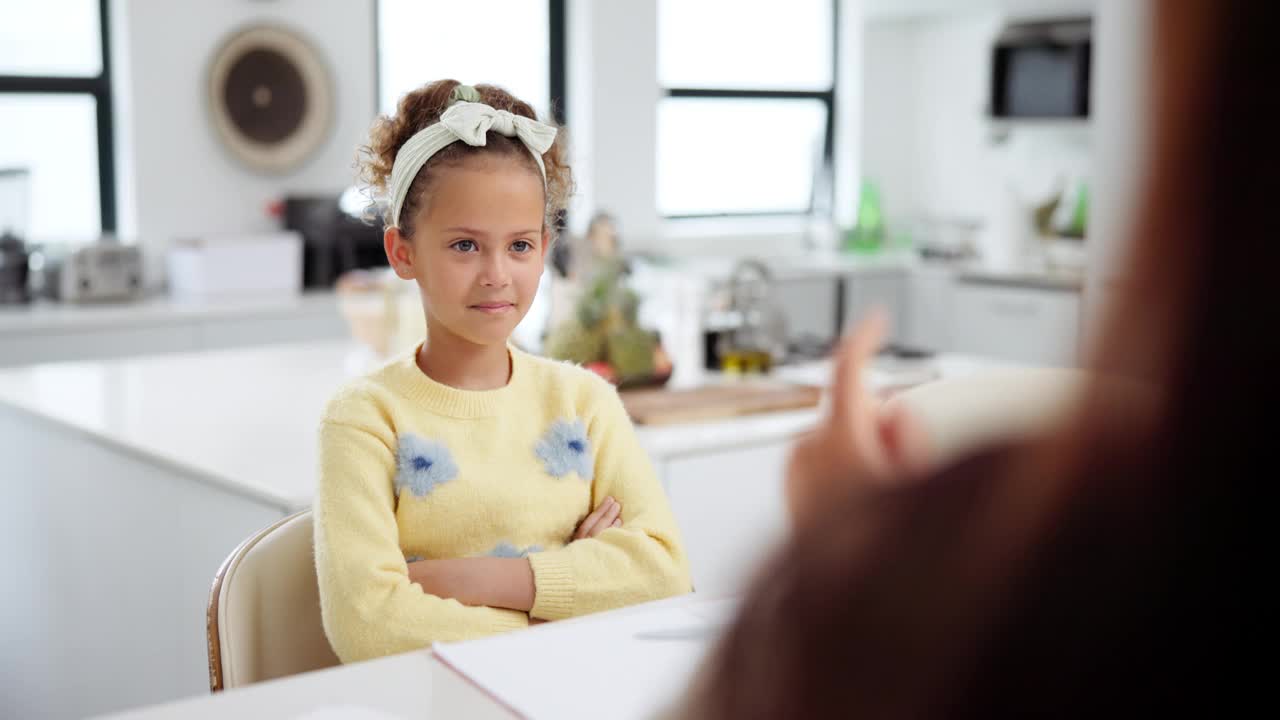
[[525, 380, 693, 620], [314, 414, 528, 664]]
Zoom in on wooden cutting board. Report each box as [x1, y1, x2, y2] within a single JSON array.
[[620, 381, 823, 426]]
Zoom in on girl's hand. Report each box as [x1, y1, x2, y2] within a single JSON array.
[[407, 557, 535, 611], [573, 496, 622, 541], [785, 309, 930, 530]]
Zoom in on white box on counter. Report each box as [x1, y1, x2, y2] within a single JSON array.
[[166, 231, 302, 299]]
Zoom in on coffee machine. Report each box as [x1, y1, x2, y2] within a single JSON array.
[[0, 231, 29, 304], [284, 189, 387, 289]]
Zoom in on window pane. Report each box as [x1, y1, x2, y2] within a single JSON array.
[[0, 94, 101, 239], [657, 98, 827, 216], [378, 0, 550, 119], [659, 0, 832, 90], [0, 0, 102, 77]]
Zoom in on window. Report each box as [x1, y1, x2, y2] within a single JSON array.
[[377, 0, 566, 123], [0, 0, 115, 238], [657, 0, 837, 217]]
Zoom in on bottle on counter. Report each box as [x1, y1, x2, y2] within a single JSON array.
[[845, 180, 885, 253]]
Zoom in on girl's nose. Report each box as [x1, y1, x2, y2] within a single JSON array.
[[478, 252, 511, 287]]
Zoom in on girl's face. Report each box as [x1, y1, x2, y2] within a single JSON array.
[[385, 155, 549, 349]]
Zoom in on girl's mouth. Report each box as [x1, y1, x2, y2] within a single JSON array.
[[469, 302, 515, 315]]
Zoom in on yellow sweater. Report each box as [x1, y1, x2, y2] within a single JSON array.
[[313, 344, 692, 663]]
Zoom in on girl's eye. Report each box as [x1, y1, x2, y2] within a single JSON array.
[[511, 240, 534, 253], [451, 239, 477, 252]]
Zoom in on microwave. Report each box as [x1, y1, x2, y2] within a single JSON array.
[[991, 18, 1092, 119]]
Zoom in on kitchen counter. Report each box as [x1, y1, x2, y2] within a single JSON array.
[[636, 353, 1008, 458], [632, 249, 1084, 372], [0, 290, 341, 334], [0, 341, 1005, 510], [0, 340, 357, 511], [0, 290, 349, 367], [0, 341, 1009, 717], [656, 248, 1084, 290], [957, 267, 1084, 292], [654, 249, 920, 284]]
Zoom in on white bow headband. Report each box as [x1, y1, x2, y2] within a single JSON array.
[[386, 99, 558, 228]]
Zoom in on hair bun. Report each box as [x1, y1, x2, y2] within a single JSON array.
[[449, 84, 482, 104]]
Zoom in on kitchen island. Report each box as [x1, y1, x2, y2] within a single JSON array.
[[0, 340, 1002, 719]]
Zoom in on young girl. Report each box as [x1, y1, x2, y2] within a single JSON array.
[[314, 80, 692, 663]]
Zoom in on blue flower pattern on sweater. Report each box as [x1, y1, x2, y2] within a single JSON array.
[[395, 433, 459, 497], [535, 419, 594, 481], [487, 542, 544, 558]]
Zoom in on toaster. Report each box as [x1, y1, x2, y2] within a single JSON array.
[[42, 239, 145, 303]]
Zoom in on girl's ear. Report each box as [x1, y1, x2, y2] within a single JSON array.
[[384, 227, 416, 279], [540, 227, 552, 259]]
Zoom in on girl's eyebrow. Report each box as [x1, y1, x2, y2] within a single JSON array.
[[443, 226, 486, 236], [444, 226, 541, 237]]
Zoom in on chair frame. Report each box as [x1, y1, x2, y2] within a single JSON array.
[[206, 510, 310, 693]]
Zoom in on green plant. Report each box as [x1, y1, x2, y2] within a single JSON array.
[[544, 260, 657, 379]]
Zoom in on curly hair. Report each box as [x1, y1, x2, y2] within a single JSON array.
[[356, 79, 573, 241]]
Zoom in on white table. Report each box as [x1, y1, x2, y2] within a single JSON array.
[[99, 652, 442, 720], [98, 593, 728, 720]]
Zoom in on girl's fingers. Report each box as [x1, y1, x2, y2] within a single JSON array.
[[590, 501, 622, 537], [578, 497, 617, 539], [574, 500, 607, 540]]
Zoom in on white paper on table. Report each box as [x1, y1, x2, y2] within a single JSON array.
[[432, 597, 735, 720], [292, 705, 408, 720]]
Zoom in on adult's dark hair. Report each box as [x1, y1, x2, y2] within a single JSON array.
[[680, 1, 1268, 716]]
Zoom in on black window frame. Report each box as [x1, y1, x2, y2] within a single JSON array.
[[659, 0, 839, 220], [373, 0, 568, 124], [0, 0, 116, 233], [372, 0, 569, 268]]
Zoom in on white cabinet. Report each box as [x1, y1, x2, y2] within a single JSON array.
[[903, 265, 956, 352], [842, 269, 908, 343], [0, 403, 286, 718], [661, 439, 792, 596], [951, 283, 1081, 365], [773, 276, 839, 345], [770, 270, 908, 351]]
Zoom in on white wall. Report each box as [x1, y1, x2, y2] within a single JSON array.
[[860, 8, 1092, 266], [111, 0, 376, 286], [860, 19, 918, 225], [566, 0, 660, 245], [833, 0, 865, 230], [109, 0, 863, 265], [1083, 0, 1153, 343]]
